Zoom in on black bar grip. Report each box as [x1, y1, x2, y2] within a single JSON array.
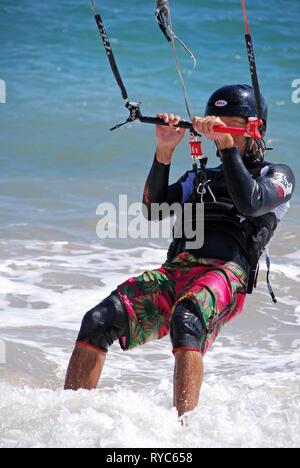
[[139, 115, 193, 130]]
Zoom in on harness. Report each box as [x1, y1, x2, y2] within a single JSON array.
[[167, 176, 278, 303]]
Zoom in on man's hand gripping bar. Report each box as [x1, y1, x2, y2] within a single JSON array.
[[111, 102, 263, 140]]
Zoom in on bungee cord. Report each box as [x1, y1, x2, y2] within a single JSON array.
[[155, 0, 197, 68], [156, 0, 196, 121]]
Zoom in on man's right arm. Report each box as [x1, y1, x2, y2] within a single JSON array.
[[143, 155, 183, 220], [143, 113, 187, 220]]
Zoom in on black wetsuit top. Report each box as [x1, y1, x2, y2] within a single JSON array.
[[143, 147, 295, 274]]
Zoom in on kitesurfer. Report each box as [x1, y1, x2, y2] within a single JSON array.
[[65, 84, 295, 417]]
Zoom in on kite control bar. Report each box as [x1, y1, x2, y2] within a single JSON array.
[[111, 102, 264, 140], [91, 1, 263, 141]]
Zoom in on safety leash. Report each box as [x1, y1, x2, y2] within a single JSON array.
[[155, 0, 196, 122], [155, 1, 212, 198]]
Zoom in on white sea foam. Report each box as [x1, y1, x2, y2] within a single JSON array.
[[285, 250, 300, 261], [0, 241, 166, 330], [0, 371, 299, 448]]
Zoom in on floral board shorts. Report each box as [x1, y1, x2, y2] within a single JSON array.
[[116, 252, 248, 356]]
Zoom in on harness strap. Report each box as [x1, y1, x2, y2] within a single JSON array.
[[265, 247, 277, 304]]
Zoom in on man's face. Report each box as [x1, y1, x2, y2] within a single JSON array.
[[220, 116, 248, 155]]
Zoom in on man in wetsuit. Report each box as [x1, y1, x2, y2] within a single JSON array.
[[65, 85, 295, 417]]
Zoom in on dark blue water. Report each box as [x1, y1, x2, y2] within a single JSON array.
[[0, 0, 299, 237]]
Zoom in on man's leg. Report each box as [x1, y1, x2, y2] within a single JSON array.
[[173, 350, 204, 417], [170, 301, 206, 416], [64, 344, 106, 391], [64, 295, 129, 391]]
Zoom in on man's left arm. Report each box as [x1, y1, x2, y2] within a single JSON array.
[[222, 147, 296, 217]]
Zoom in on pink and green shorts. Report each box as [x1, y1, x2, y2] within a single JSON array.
[[116, 252, 248, 356]]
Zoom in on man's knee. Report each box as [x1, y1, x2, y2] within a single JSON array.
[[170, 300, 206, 353], [77, 294, 129, 353]]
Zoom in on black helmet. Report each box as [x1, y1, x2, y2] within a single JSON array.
[[205, 84, 268, 131]]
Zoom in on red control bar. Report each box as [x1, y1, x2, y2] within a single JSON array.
[[213, 117, 264, 139]]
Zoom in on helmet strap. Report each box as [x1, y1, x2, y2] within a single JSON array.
[[243, 137, 273, 168]]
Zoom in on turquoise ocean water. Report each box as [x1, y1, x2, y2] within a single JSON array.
[[0, 0, 299, 448]]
